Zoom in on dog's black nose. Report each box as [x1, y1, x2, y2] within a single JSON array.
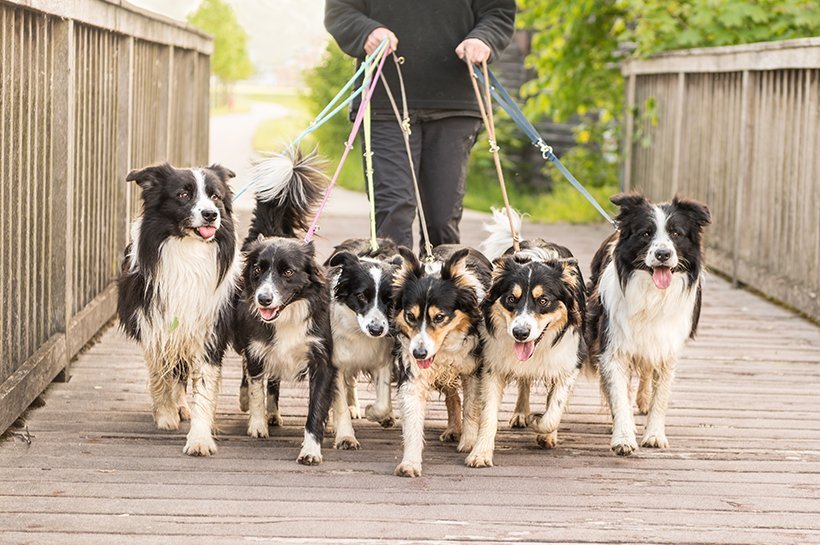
[[512, 326, 530, 341], [412, 347, 428, 360], [655, 249, 672, 262], [257, 293, 273, 306], [367, 323, 385, 337], [202, 209, 218, 223]]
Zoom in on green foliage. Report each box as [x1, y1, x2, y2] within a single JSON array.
[[302, 41, 364, 191], [188, 0, 253, 83], [517, 0, 820, 218]]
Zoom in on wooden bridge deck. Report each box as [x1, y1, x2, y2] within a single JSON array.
[[2, 196, 819, 544]]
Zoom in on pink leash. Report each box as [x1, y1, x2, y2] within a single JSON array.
[[304, 50, 390, 243]]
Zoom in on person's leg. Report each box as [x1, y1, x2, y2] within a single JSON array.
[[417, 116, 481, 246], [365, 118, 422, 249]]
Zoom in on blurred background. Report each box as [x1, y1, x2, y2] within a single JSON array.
[[131, 0, 820, 224]]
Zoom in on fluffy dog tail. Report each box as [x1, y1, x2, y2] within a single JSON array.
[[247, 147, 328, 238], [480, 207, 523, 261]]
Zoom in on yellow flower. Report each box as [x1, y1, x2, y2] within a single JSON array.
[[578, 130, 591, 144]]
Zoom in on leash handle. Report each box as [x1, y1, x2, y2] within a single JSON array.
[[304, 46, 390, 243], [468, 59, 520, 253]]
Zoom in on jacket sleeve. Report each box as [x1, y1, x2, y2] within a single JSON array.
[[324, 0, 383, 58], [467, 0, 517, 62]]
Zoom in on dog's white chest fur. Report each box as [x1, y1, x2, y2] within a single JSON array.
[[484, 327, 581, 381], [132, 219, 238, 365], [250, 299, 320, 382], [600, 263, 698, 365], [331, 302, 392, 372]]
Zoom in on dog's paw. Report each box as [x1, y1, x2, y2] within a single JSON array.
[[296, 450, 323, 466], [394, 461, 422, 477], [611, 433, 638, 456], [636, 400, 651, 416], [378, 416, 395, 428], [439, 427, 461, 443], [334, 436, 361, 450], [509, 412, 528, 429], [348, 404, 363, 420], [155, 409, 181, 431], [641, 433, 669, 449], [457, 434, 477, 453], [365, 404, 391, 423], [267, 413, 284, 427], [183, 434, 217, 457], [536, 431, 558, 449], [465, 449, 494, 468], [247, 418, 269, 438], [177, 404, 191, 422]]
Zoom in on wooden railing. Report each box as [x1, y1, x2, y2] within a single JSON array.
[[0, 0, 212, 433], [622, 38, 820, 321]]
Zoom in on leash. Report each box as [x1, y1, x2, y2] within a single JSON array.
[[304, 45, 390, 243], [363, 91, 379, 253], [379, 54, 435, 261], [468, 60, 520, 253], [471, 66, 618, 229], [233, 39, 390, 201]]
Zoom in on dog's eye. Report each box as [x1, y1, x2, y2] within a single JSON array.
[[505, 295, 517, 305], [432, 313, 446, 324], [252, 264, 262, 276], [537, 296, 549, 307], [283, 269, 295, 278], [671, 229, 682, 238], [404, 311, 416, 324], [177, 191, 190, 200], [641, 230, 652, 238], [210, 194, 221, 202]]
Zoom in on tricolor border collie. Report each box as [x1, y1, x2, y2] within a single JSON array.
[[325, 238, 401, 450], [392, 246, 491, 477], [466, 210, 586, 467], [232, 150, 336, 465], [118, 163, 238, 456], [586, 193, 710, 455]]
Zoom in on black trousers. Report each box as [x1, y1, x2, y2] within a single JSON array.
[[362, 115, 482, 249]]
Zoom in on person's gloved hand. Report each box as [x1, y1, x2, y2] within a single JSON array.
[[365, 27, 398, 55], [456, 38, 492, 64]]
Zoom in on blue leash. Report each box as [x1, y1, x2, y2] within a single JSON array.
[[234, 40, 389, 200], [472, 66, 617, 229]]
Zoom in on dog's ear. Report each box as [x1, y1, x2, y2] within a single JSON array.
[[328, 251, 359, 269], [207, 163, 236, 182], [610, 192, 648, 210], [303, 241, 316, 259], [389, 255, 404, 268], [126, 163, 174, 190], [394, 246, 423, 289], [672, 195, 711, 227], [491, 254, 520, 282], [442, 248, 484, 296]]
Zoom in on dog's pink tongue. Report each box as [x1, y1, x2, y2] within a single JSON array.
[[514, 341, 535, 361], [258, 307, 276, 321], [197, 226, 217, 239], [652, 267, 673, 289], [417, 357, 434, 370]]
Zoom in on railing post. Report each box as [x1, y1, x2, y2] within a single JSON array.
[[166, 45, 175, 161], [622, 69, 636, 192], [51, 17, 74, 381], [732, 70, 752, 288], [670, 72, 686, 196], [120, 36, 133, 245]]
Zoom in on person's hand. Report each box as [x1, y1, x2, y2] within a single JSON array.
[[456, 38, 492, 65], [365, 27, 398, 55]]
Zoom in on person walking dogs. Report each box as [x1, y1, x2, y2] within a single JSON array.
[[325, 0, 516, 249]]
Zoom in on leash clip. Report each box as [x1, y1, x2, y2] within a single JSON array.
[[536, 139, 553, 160], [488, 139, 500, 153], [401, 117, 412, 135]]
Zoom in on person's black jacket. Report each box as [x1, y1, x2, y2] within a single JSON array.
[[325, 0, 516, 113]]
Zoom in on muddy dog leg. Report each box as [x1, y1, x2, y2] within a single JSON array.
[[466, 371, 505, 468], [509, 378, 530, 428]]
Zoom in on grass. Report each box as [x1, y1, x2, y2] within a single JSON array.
[[247, 89, 614, 224]]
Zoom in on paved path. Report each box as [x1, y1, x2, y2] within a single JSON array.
[[1, 107, 818, 544]]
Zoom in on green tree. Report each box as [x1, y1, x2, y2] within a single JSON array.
[[517, 0, 820, 198], [188, 0, 253, 106]]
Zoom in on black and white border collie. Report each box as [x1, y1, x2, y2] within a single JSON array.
[[391, 246, 491, 477], [232, 150, 336, 465], [325, 238, 401, 450], [466, 210, 586, 467], [118, 163, 238, 456], [586, 193, 711, 455]]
